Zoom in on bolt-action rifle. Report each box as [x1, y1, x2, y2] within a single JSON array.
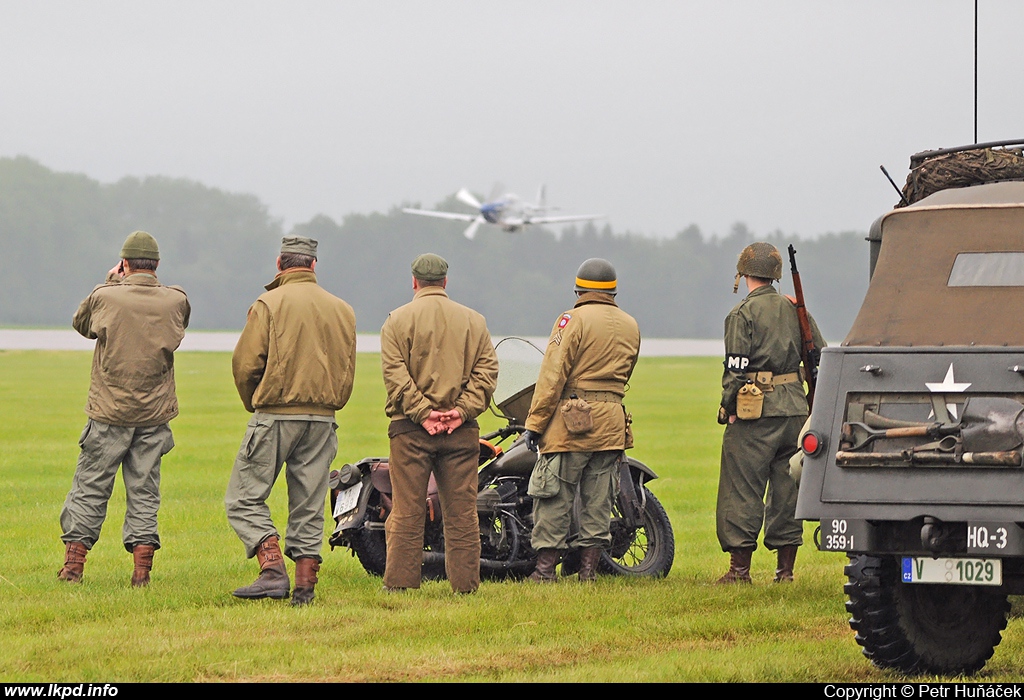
[[787, 244, 819, 410]]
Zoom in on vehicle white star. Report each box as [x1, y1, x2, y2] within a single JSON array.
[[925, 363, 971, 419]]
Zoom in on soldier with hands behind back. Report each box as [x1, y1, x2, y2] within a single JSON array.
[[523, 258, 641, 583], [380, 253, 498, 594], [716, 242, 824, 584], [58, 231, 190, 587], [226, 236, 357, 606]]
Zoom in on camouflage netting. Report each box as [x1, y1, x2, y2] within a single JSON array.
[[897, 146, 1024, 207]]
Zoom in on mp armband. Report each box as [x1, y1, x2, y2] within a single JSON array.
[[724, 353, 750, 371]]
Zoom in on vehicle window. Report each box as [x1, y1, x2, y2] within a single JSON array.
[[948, 252, 1024, 286]]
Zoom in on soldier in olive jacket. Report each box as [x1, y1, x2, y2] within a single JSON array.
[[716, 242, 825, 585], [58, 231, 190, 587], [226, 236, 356, 606], [380, 253, 498, 594], [523, 258, 640, 583]]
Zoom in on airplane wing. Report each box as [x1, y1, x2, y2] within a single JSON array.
[[528, 214, 605, 225], [402, 208, 479, 222]]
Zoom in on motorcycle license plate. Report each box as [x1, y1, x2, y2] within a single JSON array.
[[901, 556, 1001, 586], [333, 483, 362, 520]]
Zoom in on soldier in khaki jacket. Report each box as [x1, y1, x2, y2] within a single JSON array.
[[58, 231, 190, 587], [716, 242, 825, 584], [380, 253, 498, 594], [226, 236, 356, 606], [523, 259, 640, 582]]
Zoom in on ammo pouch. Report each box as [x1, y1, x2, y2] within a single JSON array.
[[560, 395, 594, 434], [528, 453, 561, 499], [624, 408, 634, 450], [736, 380, 764, 421]]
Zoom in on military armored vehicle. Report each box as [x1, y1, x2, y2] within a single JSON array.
[[796, 141, 1024, 675]]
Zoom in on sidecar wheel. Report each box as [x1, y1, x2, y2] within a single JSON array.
[[599, 488, 675, 578]]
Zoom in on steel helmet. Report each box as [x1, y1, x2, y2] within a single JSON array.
[[574, 258, 617, 294], [733, 242, 782, 292]]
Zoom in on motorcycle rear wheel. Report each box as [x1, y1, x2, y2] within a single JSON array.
[[349, 523, 388, 577], [599, 488, 675, 577]]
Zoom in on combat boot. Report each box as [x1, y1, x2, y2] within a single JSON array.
[[528, 549, 562, 583], [716, 547, 754, 584], [130, 544, 156, 587], [774, 545, 798, 583], [291, 557, 320, 606], [577, 547, 602, 583], [57, 541, 88, 583], [232, 535, 290, 599]]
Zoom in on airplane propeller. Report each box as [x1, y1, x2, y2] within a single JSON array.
[[463, 217, 485, 240], [456, 188, 482, 209]]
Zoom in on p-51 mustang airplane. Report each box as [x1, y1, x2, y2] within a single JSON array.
[[402, 185, 604, 239]]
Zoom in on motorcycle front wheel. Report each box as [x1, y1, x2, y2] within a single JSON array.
[[599, 487, 675, 578]]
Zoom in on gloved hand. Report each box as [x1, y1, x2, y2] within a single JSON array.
[[523, 430, 541, 453], [717, 406, 729, 425]]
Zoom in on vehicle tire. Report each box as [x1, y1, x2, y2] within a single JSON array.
[[349, 524, 387, 577], [598, 488, 675, 577], [844, 554, 1009, 675]]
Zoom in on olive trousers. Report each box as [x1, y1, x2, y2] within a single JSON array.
[[383, 421, 481, 593], [60, 419, 174, 552], [225, 413, 337, 562], [530, 450, 619, 551], [716, 415, 804, 552]]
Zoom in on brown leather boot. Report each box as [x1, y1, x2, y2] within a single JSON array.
[[528, 549, 561, 582], [716, 547, 754, 584], [57, 541, 88, 583], [130, 544, 156, 588], [291, 557, 320, 606], [774, 545, 798, 583], [232, 535, 290, 599], [578, 547, 602, 582]]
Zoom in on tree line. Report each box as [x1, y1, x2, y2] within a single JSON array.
[[0, 156, 869, 340]]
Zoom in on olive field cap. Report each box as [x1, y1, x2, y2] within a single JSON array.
[[411, 253, 448, 281], [120, 231, 160, 261], [280, 235, 318, 259], [733, 241, 782, 292], [574, 258, 617, 294]]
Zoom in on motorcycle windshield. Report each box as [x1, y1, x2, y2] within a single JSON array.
[[493, 336, 544, 424]]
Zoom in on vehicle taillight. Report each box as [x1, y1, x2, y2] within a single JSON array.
[[802, 430, 822, 456]]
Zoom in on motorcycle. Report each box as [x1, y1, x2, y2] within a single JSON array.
[[327, 337, 675, 580]]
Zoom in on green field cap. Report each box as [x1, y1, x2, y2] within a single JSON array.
[[411, 253, 448, 281], [120, 231, 160, 261], [281, 235, 318, 258]]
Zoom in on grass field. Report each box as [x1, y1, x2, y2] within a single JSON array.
[[1, 350, 1021, 682]]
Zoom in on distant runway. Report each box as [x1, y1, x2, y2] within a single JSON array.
[[0, 330, 724, 357]]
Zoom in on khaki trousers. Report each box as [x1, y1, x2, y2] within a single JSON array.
[[530, 450, 619, 551], [224, 414, 337, 562], [60, 419, 174, 552], [383, 422, 481, 593], [716, 415, 804, 552]]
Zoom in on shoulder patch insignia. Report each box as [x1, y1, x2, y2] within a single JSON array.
[[558, 313, 572, 329], [725, 354, 750, 371]]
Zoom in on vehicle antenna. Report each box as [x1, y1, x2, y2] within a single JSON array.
[[879, 165, 910, 206]]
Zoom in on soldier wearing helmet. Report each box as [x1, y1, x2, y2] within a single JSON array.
[[716, 242, 825, 584], [522, 258, 641, 583]]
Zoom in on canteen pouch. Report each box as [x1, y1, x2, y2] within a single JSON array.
[[561, 395, 594, 434], [528, 453, 561, 499], [736, 381, 764, 421], [623, 408, 634, 449]]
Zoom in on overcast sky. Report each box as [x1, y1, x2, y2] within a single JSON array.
[[2, 1, 1022, 239]]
